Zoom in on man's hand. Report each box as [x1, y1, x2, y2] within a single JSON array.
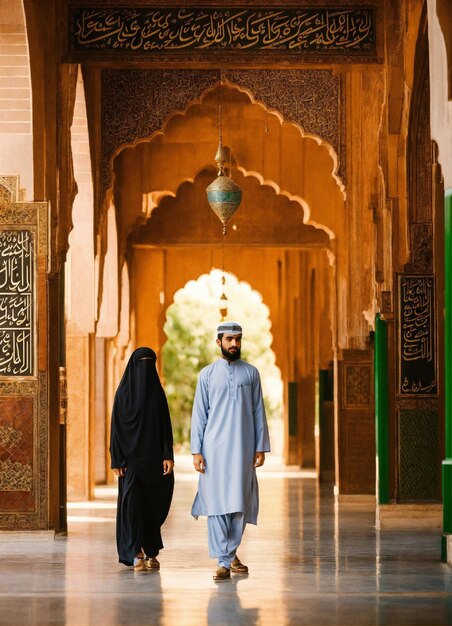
[[254, 452, 265, 468], [163, 459, 174, 475], [113, 467, 127, 477], [193, 453, 206, 473]]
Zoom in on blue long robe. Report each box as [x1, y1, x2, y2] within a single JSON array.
[[190, 358, 271, 524]]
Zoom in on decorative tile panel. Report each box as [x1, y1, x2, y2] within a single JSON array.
[[0, 397, 33, 497], [398, 409, 441, 501], [344, 363, 372, 407], [0, 176, 49, 529]]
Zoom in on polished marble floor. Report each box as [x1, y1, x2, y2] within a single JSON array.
[[0, 455, 451, 626]]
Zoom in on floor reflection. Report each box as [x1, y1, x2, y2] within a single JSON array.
[[114, 571, 164, 626], [208, 576, 259, 626], [0, 456, 451, 626]]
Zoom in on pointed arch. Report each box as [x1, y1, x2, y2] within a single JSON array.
[[112, 81, 345, 250], [162, 269, 284, 453]]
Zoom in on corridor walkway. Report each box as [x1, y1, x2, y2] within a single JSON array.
[[0, 456, 451, 625]]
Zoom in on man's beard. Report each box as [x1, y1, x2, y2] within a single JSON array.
[[221, 346, 241, 361]]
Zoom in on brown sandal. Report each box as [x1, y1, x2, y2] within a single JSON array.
[[213, 566, 231, 581], [144, 557, 160, 570], [230, 556, 249, 573], [133, 557, 147, 572]]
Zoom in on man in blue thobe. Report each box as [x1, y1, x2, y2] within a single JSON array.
[[191, 321, 271, 581]]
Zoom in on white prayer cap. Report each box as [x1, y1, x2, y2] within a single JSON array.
[[217, 321, 243, 335]]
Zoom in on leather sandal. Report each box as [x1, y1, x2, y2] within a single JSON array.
[[230, 556, 249, 573], [133, 557, 147, 572], [213, 566, 231, 581], [144, 557, 160, 570]]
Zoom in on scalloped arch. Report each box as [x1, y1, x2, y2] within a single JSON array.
[[142, 164, 334, 241], [111, 78, 343, 195], [113, 81, 343, 240]]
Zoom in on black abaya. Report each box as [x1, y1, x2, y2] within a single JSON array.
[[110, 347, 174, 566]]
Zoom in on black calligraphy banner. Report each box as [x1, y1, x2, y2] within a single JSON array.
[[68, 7, 375, 56], [398, 275, 437, 395], [0, 230, 34, 377]]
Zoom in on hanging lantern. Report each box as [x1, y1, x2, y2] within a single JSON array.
[[219, 290, 228, 320], [218, 273, 228, 319], [206, 142, 242, 235], [206, 84, 242, 235]]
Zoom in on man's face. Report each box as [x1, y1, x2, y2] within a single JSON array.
[[217, 334, 242, 361]]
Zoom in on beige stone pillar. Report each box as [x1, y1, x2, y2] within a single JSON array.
[[65, 69, 96, 501], [66, 335, 94, 501]]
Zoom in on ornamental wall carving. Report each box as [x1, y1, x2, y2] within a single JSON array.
[[0, 176, 49, 529], [394, 8, 441, 503], [338, 354, 375, 495], [398, 408, 441, 501], [101, 68, 345, 195], [343, 363, 373, 407]]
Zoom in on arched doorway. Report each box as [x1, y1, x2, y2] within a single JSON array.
[[162, 269, 284, 455], [65, 80, 338, 499]]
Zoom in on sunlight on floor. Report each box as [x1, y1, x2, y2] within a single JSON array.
[[68, 455, 315, 519]]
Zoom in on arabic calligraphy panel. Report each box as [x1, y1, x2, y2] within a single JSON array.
[[0, 177, 48, 530], [68, 7, 376, 58], [398, 275, 437, 396], [0, 229, 34, 377]]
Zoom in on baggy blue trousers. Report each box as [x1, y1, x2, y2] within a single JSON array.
[[207, 512, 247, 568]]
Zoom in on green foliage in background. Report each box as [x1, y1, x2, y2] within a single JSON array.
[[162, 270, 283, 448]]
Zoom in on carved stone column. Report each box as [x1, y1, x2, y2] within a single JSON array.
[[337, 349, 375, 498], [392, 15, 442, 506]]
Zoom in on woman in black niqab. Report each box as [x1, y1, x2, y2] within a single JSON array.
[[110, 347, 174, 569]]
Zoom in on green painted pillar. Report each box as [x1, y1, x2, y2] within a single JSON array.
[[443, 188, 452, 561], [375, 312, 389, 504]]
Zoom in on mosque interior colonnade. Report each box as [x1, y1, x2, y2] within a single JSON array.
[[66, 38, 445, 524], [63, 77, 348, 500], [64, 75, 377, 505], [0, 0, 450, 561]]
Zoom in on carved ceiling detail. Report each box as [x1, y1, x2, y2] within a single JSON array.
[[102, 68, 344, 195]]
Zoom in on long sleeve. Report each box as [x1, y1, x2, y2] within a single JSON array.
[[161, 395, 174, 461], [252, 370, 271, 452], [190, 371, 209, 454], [110, 429, 127, 469], [109, 393, 128, 468]]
